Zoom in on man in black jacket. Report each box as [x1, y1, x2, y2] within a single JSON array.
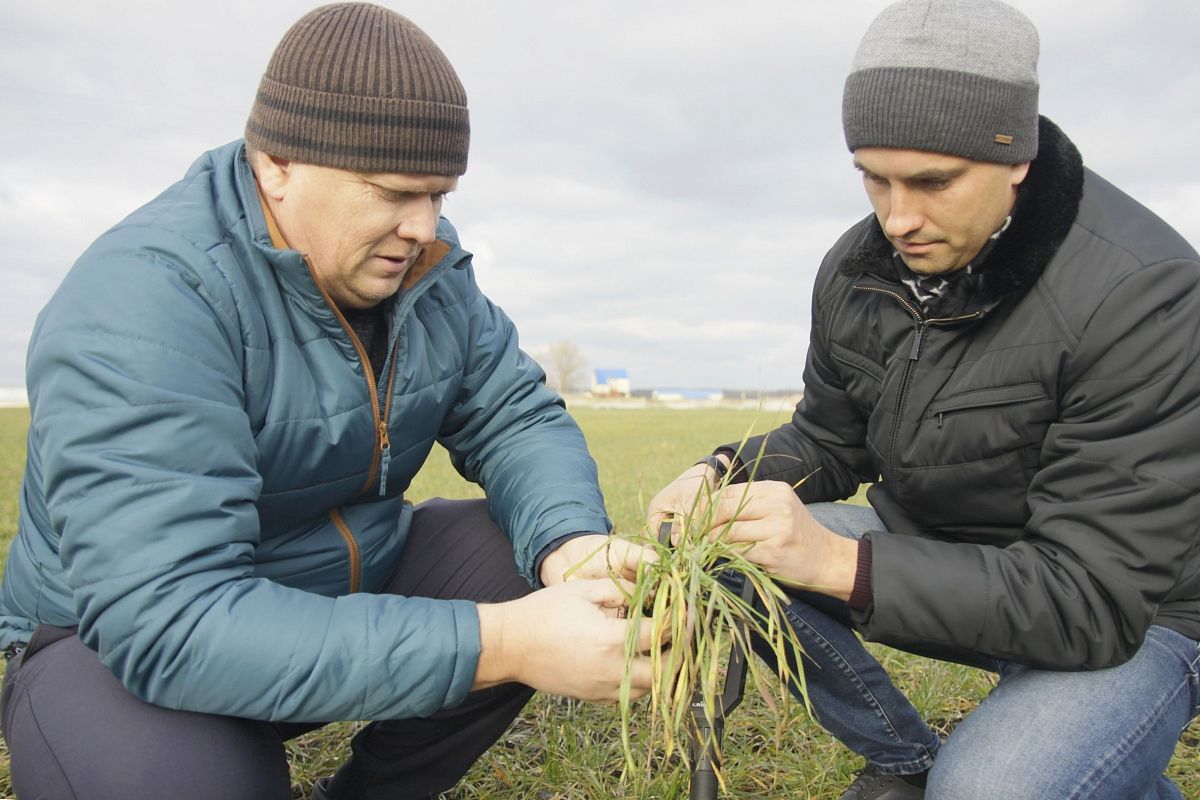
[[650, 1, 1200, 798]]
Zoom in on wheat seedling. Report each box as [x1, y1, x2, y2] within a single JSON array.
[[609, 450, 814, 792]]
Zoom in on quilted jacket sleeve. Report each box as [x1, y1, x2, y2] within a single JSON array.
[[435, 267, 611, 584], [30, 230, 481, 721]]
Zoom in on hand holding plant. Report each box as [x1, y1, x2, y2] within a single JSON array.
[[472, 579, 657, 703], [612, 457, 813, 790], [539, 533, 655, 587], [703, 480, 860, 600]]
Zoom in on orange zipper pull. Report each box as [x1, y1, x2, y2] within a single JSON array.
[[378, 420, 391, 496]]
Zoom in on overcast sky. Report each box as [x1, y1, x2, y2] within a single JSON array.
[[3, 1, 1198, 391]]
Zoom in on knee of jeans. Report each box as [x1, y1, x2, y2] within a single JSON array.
[[926, 747, 1048, 800], [926, 759, 998, 800], [805, 502, 884, 540]]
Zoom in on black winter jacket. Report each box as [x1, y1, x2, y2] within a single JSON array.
[[741, 119, 1200, 670]]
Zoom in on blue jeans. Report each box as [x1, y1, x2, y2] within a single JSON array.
[[759, 502, 1200, 800]]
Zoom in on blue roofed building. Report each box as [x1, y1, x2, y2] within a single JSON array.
[[591, 369, 631, 397]]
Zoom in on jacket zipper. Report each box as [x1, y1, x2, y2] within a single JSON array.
[[303, 258, 401, 594], [851, 284, 983, 467], [375, 347, 400, 496], [852, 285, 923, 467], [933, 385, 1045, 429], [329, 509, 361, 594]]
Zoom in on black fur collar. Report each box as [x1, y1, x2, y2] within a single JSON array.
[[839, 117, 1085, 308]]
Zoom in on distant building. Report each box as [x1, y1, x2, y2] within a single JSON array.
[[651, 388, 724, 403], [592, 369, 631, 397]]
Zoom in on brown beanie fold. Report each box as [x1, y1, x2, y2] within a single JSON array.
[[246, 3, 469, 175]]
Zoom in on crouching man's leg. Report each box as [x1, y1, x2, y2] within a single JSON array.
[[927, 625, 1200, 800], [317, 498, 535, 800], [1, 628, 293, 800], [764, 502, 941, 799]]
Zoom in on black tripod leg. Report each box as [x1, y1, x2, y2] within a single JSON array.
[[690, 691, 723, 800], [689, 571, 756, 798]]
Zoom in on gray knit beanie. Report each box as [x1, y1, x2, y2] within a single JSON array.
[[843, 0, 1039, 163], [245, 3, 469, 175]]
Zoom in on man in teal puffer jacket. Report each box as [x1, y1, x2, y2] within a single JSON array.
[[0, 5, 654, 799]]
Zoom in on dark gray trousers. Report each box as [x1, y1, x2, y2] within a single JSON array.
[[0, 498, 535, 800]]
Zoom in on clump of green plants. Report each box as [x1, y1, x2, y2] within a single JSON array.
[[608, 454, 812, 791]]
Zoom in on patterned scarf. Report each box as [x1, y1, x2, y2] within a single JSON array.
[[898, 215, 1012, 317]]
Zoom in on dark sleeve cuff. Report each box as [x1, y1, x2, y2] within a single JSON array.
[[713, 447, 748, 484], [847, 534, 874, 611], [532, 531, 600, 588]]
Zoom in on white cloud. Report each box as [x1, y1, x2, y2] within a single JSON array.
[[2, 0, 1198, 390]]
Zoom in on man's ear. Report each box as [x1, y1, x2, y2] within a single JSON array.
[[252, 151, 294, 200], [1010, 161, 1032, 188]]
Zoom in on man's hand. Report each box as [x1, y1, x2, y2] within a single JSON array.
[[473, 579, 657, 702], [645, 454, 732, 534], [706, 480, 858, 600], [539, 534, 653, 586]]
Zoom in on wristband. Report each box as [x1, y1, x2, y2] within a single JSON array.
[[694, 454, 730, 483]]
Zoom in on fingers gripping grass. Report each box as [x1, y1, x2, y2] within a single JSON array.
[[608, 458, 813, 790]]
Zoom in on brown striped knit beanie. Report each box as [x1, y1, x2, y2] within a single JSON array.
[[245, 3, 469, 175], [843, 0, 1039, 164]]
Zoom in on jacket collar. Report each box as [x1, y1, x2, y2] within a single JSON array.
[[839, 117, 1085, 308]]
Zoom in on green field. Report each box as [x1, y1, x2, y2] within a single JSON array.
[[0, 405, 1196, 798]]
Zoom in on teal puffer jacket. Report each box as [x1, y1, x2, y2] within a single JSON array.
[[0, 141, 610, 722]]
